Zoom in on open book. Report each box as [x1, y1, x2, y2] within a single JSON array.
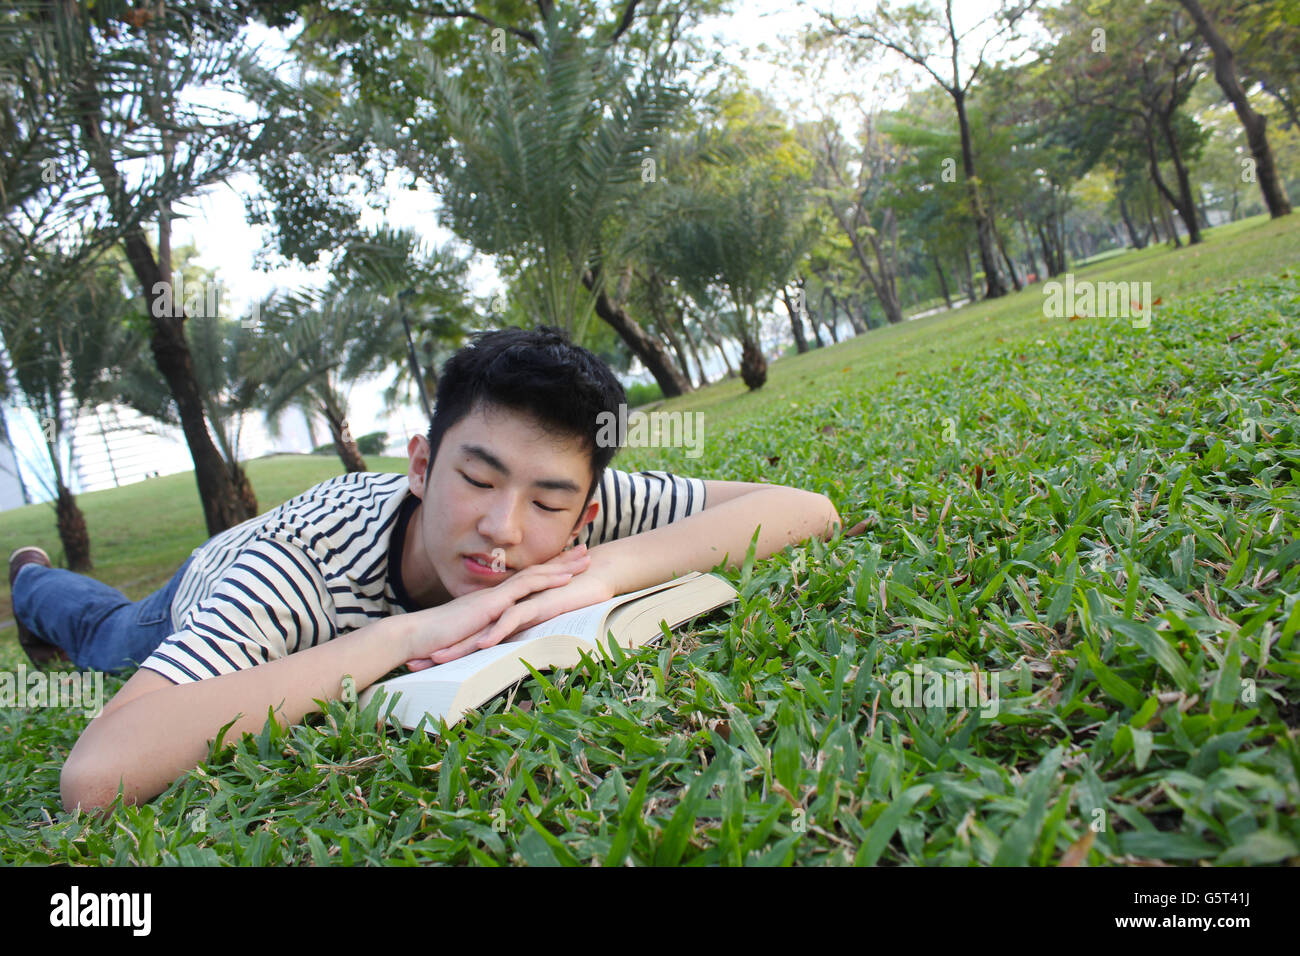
[[360, 571, 738, 732]]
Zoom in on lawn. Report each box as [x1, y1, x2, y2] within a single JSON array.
[[1, 215, 1297, 865]]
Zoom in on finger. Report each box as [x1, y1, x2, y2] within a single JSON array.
[[430, 627, 491, 664], [406, 658, 435, 672], [508, 569, 576, 599], [480, 598, 550, 648]]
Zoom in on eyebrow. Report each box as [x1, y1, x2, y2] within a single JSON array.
[[460, 443, 584, 494]]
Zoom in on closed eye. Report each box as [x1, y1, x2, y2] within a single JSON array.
[[462, 471, 564, 513]]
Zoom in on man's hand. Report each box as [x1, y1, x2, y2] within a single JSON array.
[[402, 545, 594, 670], [419, 563, 618, 666]]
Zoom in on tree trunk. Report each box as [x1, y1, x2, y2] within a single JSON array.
[[781, 287, 809, 354], [931, 248, 953, 307], [324, 406, 368, 473], [55, 483, 92, 572], [1144, 190, 1163, 242], [812, 289, 831, 344], [680, 313, 710, 386], [994, 228, 1022, 291], [823, 311, 840, 342], [1161, 193, 1182, 247], [962, 246, 976, 298], [69, 20, 252, 537], [643, 274, 695, 386], [232, 461, 259, 517], [954, 89, 1008, 298], [119, 230, 254, 534], [659, 317, 694, 387], [1118, 195, 1147, 248], [1178, 0, 1291, 217], [703, 328, 736, 378], [583, 269, 691, 397], [1036, 223, 1061, 278], [1017, 215, 1044, 280], [1147, 120, 1200, 243], [739, 335, 768, 390], [842, 304, 866, 335]]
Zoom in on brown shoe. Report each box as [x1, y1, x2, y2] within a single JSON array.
[[7, 547, 70, 667]]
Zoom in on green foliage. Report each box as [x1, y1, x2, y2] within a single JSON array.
[[415, 8, 690, 340], [624, 382, 664, 407], [0, 249, 146, 494], [356, 431, 389, 457]]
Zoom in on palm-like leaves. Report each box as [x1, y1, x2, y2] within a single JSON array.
[[416, 7, 689, 341], [652, 168, 818, 346], [251, 290, 355, 423], [1, 2, 259, 300], [0, 248, 145, 497]]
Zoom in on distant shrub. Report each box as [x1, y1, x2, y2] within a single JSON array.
[[625, 382, 664, 407], [356, 431, 388, 456], [313, 431, 386, 456]]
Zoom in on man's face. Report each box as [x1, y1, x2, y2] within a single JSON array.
[[402, 401, 601, 606]]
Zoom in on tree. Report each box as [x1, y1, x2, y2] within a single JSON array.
[[4, 1, 279, 534], [1213, 0, 1300, 132], [328, 227, 479, 414], [248, 290, 373, 474], [1177, 0, 1291, 216], [815, 0, 1040, 299], [812, 113, 907, 326], [0, 250, 145, 570], [1041, 0, 1210, 245], [406, 8, 694, 394], [114, 250, 261, 519], [653, 165, 818, 390]]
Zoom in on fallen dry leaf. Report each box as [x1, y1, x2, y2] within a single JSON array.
[[1059, 830, 1095, 867]]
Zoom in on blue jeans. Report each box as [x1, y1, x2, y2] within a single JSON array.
[[11, 557, 194, 674]]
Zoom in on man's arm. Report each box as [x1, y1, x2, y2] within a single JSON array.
[[61, 551, 589, 811], [589, 479, 841, 595], [442, 479, 842, 658], [62, 614, 418, 812]]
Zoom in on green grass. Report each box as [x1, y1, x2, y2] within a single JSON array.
[[644, 213, 1299, 437], [1, 214, 1297, 865]]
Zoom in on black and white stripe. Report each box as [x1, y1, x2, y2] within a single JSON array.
[[141, 468, 706, 685]]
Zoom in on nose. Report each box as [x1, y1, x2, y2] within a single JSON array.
[[477, 488, 525, 549]]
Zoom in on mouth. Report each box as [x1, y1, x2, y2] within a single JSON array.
[[463, 553, 510, 577]]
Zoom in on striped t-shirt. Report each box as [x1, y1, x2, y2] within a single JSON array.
[[139, 468, 707, 685]]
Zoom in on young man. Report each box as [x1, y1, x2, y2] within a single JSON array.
[[10, 327, 840, 811]]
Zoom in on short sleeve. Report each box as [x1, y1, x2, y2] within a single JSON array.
[[576, 468, 707, 549], [139, 534, 337, 684]]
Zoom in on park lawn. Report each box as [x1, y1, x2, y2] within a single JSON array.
[[640, 212, 1299, 439], [0, 220, 1297, 865]]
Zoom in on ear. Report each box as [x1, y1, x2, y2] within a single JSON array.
[[407, 434, 431, 499], [571, 498, 600, 543]]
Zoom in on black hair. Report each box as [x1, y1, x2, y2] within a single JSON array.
[[425, 326, 626, 508]]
